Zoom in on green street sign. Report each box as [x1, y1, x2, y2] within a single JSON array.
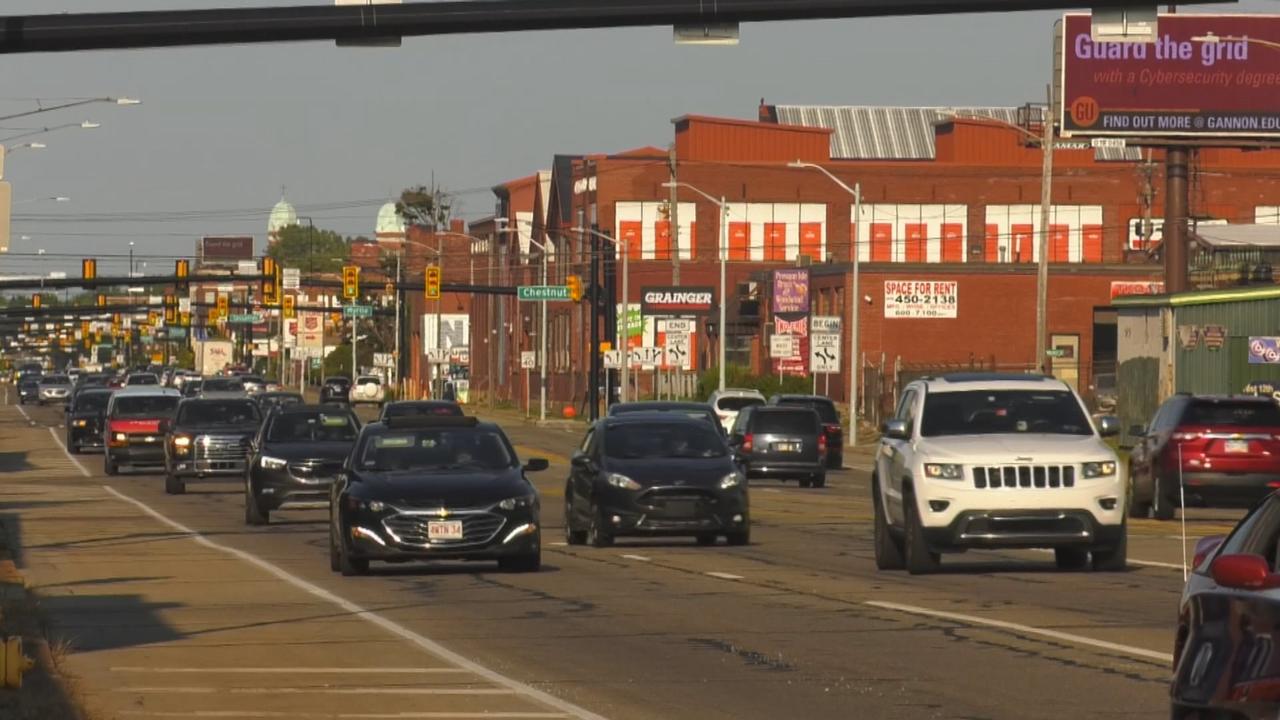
[[517, 285, 571, 302], [164, 327, 188, 339], [1045, 348, 1067, 358], [343, 304, 374, 319], [228, 313, 263, 324]]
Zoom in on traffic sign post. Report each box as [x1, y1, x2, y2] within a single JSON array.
[[520, 351, 537, 417], [517, 285, 572, 302], [811, 332, 841, 396], [342, 304, 373, 319]]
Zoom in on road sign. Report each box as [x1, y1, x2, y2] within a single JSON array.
[[810, 333, 841, 373], [1091, 137, 1127, 150], [165, 327, 188, 340], [282, 267, 300, 290], [520, 351, 536, 369], [517, 285, 571, 302], [426, 348, 449, 363], [450, 346, 470, 365], [661, 318, 695, 334], [342, 304, 373, 319], [663, 332, 690, 369], [630, 346, 663, 367], [811, 316, 842, 334], [228, 313, 263, 324], [603, 349, 622, 369], [770, 334, 796, 359], [1045, 348, 1068, 358], [178, 297, 191, 313]]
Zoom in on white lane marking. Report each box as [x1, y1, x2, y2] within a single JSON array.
[[762, 489, 782, 494], [865, 600, 1173, 663], [620, 554, 650, 562], [121, 712, 566, 719], [705, 572, 744, 580], [101, 486, 608, 720], [549, 541, 568, 547], [111, 667, 467, 674], [48, 427, 93, 478], [118, 687, 515, 695], [15, 403, 31, 423]]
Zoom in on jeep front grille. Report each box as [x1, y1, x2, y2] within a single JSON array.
[[972, 465, 1075, 489]]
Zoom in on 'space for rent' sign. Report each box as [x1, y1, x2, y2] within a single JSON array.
[[884, 280, 958, 319]]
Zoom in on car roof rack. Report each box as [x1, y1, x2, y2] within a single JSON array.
[[384, 415, 479, 429]]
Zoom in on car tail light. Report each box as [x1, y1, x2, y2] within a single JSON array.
[[818, 434, 828, 455], [823, 423, 841, 435], [742, 433, 753, 453]]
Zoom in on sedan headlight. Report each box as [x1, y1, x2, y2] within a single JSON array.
[[606, 473, 641, 490], [498, 495, 537, 511], [1082, 461, 1117, 479], [72, 419, 87, 428], [259, 455, 288, 470], [720, 471, 744, 490], [346, 497, 387, 512], [924, 463, 964, 480]]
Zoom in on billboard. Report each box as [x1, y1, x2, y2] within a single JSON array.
[[198, 236, 254, 265], [1061, 14, 1280, 138], [884, 280, 959, 319]]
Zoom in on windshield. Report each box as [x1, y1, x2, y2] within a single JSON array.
[[717, 396, 764, 412], [42, 375, 70, 385], [177, 401, 260, 426], [921, 390, 1092, 437], [1184, 400, 1280, 427], [112, 395, 180, 418], [357, 429, 514, 472], [605, 423, 727, 459], [267, 412, 357, 443], [202, 378, 244, 392], [127, 374, 158, 385], [74, 393, 111, 412], [778, 399, 839, 423]]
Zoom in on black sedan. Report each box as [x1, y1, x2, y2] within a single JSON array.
[[565, 412, 749, 547], [330, 415, 548, 576], [1172, 492, 1280, 719], [245, 404, 360, 525], [320, 376, 352, 404], [607, 401, 723, 435], [378, 400, 463, 421], [66, 388, 113, 453]]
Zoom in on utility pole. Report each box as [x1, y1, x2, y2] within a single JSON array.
[[393, 251, 401, 393], [669, 144, 680, 284], [1034, 84, 1055, 375], [1164, 148, 1190, 293], [435, 232, 444, 399]]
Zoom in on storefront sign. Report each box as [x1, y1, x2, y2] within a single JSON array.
[[1203, 325, 1227, 351], [1249, 337, 1280, 364], [641, 286, 715, 316], [772, 269, 811, 314], [884, 280, 959, 319], [1110, 280, 1166, 299]]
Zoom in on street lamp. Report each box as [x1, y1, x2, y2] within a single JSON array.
[[0, 97, 140, 123], [3, 142, 47, 154], [788, 161, 862, 447], [128, 241, 135, 278], [662, 181, 728, 392], [13, 195, 69, 205], [0, 121, 100, 144], [572, 225, 630, 405]]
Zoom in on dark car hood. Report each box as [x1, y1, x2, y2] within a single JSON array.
[[351, 469, 529, 506], [261, 441, 352, 461], [604, 457, 736, 488], [175, 423, 259, 435]]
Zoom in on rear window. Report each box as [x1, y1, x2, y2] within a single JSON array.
[[1183, 400, 1280, 427], [178, 400, 260, 426], [383, 403, 463, 418], [127, 374, 158, 385], [778, 399, 838, 423], [753, 410, 819, 435], [112, 396, 180, 418], [357, 376, 381, 385], [717, 396, 764, 412], [202, 378, 244, 392]]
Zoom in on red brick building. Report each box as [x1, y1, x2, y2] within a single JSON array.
[[466, 103, 1280, 415]]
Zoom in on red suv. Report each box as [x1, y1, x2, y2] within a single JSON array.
[[1129, 394, 1280, 520]]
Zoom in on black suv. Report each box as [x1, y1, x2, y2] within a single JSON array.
[[66, 388, 113, 453], [16, 374, 40, 404], [245, 404, 360, 525], [320, 376, 352, 404], [769, 394, 843, 468], [329, 415, 548, 575], [565, 412, 748, 547], [728, 405, 827, 487], [164, 397, 262, 494]]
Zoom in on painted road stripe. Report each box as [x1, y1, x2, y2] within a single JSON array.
[[111, 667, 468, 674], [48, 427, 92, 478], [98, 486, 610, 720], [15, 403, 32, 423], [1029, 548, 1186, 571], [705, 572, 744, 580], [118, 687, 516, 695], [620, 554, 651, 562], [865, 600, 1173, 663], [121, 712, 567, 719], [549, 541, 568, 547]]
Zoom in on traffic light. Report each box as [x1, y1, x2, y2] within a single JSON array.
[[148, 311, 159, 326], [82, 258, 96, 280], [261, 257, 279, 305], [96, 293, 106, 307], [342, 265, 360, 300], [567, 274, 583, 302], [164, 294, 176, 324], [176, 259, 190, 293], [31, 294, 40, 309], [425, 265, 441, 301], [282, 294, 296, 320], [216, 294, 229, 319]]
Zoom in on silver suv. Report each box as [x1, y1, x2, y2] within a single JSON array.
[[872, 373, 1125, 575]]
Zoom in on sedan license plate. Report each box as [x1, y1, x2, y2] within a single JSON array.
[[1225, 440, 1251, 454], [772, 442, 800, 453], [427, 520, 464, 541]]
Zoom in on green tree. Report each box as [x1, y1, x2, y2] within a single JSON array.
[[396, 185, 452, 231], [267, 224, 350, 274]]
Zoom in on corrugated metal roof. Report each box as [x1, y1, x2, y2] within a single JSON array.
[[773, 105, 1140, 162]]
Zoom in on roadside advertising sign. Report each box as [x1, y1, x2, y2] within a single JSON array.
[[884, 280, 959, 319], [1061, 13, 1280, 138]]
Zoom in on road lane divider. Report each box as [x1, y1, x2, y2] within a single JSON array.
[[620, 554, 651, 562], [705, 572, 744, 581], [99, 485, 610, 720], [47, 426, 92, 478], [110, 666, 469, 674], [864, 600, 1173, 664]]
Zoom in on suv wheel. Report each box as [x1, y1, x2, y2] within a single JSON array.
[[695, 533, 718, 546], [1092, 525, 1128, 572], [1054, 547, 1089, 570], [873, 479, 905, 571], [104, 455, 118, 476], [904, 493, 940, 575], [798, 477, 812, 489], [339, 542, 369, 576], [811, 472, 827, 489], [1152, 475, 1176, 521]]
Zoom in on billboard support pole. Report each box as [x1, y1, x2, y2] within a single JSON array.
[[1164, 147, 1190, 294], [1035, 84, 1054, 376]]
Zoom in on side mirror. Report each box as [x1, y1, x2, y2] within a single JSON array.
[[1129, 425, 1146, 439], [570, 452, 593, 470], [1193, 535, 1226, 570], [1211, 553, 1280, 590], [1097, 415, 1121, 437], [882, 419, 910, 441], [523, 457, 550, 473]]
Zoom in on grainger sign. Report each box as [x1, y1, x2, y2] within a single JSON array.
[[1061, 14, 1280, 138]]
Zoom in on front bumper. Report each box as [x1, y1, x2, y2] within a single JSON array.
[[921, 508, 1125, 551], [345, 509, 540, 562], [251, 466, 336, 510], [108, 444, 166, 466], [743, 459, 825, 480], [596, 485, 749, 537], [38, 391, 68, 403], [170, 456, 248, 477], [68, 427, 104, 449]]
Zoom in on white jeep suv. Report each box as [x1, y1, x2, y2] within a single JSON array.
[[872, 373, 1125, 575]]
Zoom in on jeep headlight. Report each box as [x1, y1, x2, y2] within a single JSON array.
[[498, 495, 537, 511], [924, 463, 964, 480], [1082, 461, 1117, 479]]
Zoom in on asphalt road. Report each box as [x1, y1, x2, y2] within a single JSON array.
[[2, 395, 1245, 720]]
